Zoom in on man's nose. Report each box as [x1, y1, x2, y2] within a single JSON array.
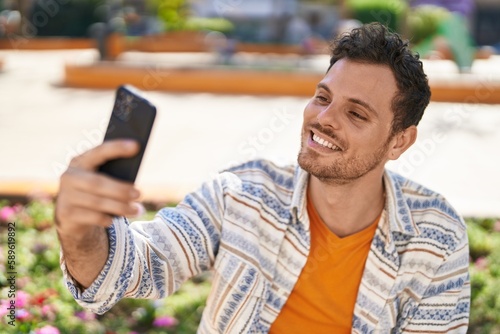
[[316, 101, 342, 130]]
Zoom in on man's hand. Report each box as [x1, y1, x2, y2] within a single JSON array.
[[55, 139, 141, 288], [55, 139, 141, 237]]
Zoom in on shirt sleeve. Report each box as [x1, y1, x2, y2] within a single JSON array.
[[60, 175, 226, 314], [401, 228, 471, 333]]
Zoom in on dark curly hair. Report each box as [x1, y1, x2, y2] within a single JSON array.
[[328, 23, 431, 134]]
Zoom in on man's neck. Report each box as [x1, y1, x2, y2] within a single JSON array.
[[308, 170, 386, 238]]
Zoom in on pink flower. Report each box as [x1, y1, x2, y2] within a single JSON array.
[[0, 300, 10, 317], [475, 257, 488, 270], [41, 305, 56, 321], [15, 291, 30, 308], [42, 305, 51, 315], [0, 206, 15, 221], [16, 308, 30, 320], [36, 325, 60, 334], [153, 315, 178, 328], [75, 310, 96, 321], [494, 220, 500, 232]]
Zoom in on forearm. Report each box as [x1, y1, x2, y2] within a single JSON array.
[[58, 226, 109, 289], [59, 218, 137, 315]]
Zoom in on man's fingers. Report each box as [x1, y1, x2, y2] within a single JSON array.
[[64, 169, 140, 202], [69, 189, 139, 217], [70, 139, 140, 170], [56, 139, 142, 237], [55, 206, 113, 237]]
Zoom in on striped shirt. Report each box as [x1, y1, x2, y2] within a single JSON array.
[[61, 159, 470, 333]]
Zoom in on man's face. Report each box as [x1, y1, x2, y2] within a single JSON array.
[[298, 58, 399, 184]]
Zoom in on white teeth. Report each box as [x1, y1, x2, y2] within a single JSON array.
[[312, 134, 339, 151]]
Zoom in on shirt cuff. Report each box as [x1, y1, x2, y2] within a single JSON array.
[[60, 216, 136, 314]]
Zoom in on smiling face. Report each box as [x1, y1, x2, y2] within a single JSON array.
[[298, 58, 400, 184]]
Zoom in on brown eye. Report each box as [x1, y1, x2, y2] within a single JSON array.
[[349, 111, 367, 121], [315, 95, 329, 103]]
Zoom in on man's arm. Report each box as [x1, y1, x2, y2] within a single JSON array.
[[57, 139, 225, 314], [55, 140, 141, 288]]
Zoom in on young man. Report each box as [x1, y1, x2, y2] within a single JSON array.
[[55, 23, 470, 333]]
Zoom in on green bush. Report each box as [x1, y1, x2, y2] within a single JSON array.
[[346, 0, 407, 32], [468, 220, 495, 259], [184, 17, 234, 34], [148, 0, 233, 34], [467, 218, 500, 333], [407, 5, 451, 45], [150, 0, 189, 32]]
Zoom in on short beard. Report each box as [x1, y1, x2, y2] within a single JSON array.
[[297, 131, 392, 185]]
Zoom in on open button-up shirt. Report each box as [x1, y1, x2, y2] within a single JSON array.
[[62, 159, 470, 333]]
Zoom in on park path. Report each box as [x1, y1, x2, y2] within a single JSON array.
[[0, 49, 499, 217]]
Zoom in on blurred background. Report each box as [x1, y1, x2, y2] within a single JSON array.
[[1, 0, 500, 333]]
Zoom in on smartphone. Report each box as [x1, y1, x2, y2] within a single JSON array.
[[98, 85, 156, 183]]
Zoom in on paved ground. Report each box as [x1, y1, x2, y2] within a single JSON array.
[[0, 49, 499, 217]]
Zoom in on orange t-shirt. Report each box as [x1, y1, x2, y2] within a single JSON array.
[[269, 194, 380, 334]]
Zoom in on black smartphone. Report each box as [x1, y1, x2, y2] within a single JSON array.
[[98, 85, 156, 183]]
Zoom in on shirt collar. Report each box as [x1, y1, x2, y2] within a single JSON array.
[[383, 169, 421, 236], [291, 165, 309, 225], [290, 166, 420, 237]]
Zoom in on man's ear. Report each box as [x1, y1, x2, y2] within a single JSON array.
[[388, 126, 417, 161]]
